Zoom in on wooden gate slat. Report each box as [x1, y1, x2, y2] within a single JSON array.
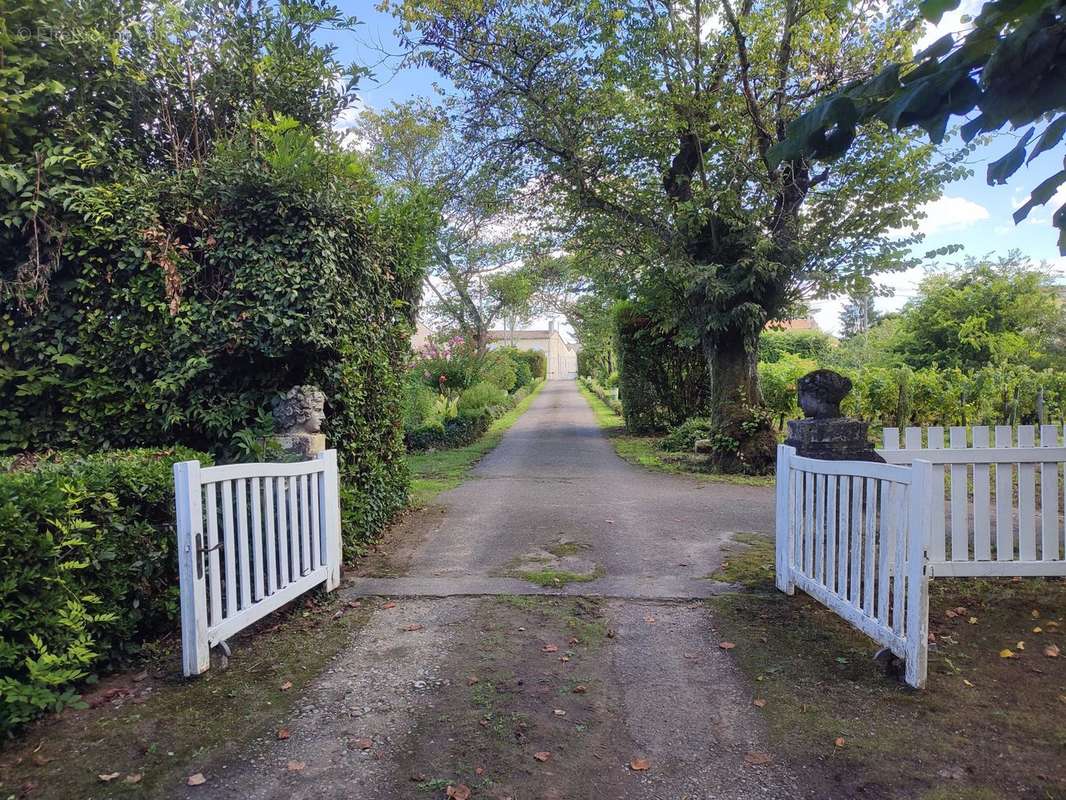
[[1040, 425, 1061, 560], [949, 427, 968, 561], [220, 480, 237, 619], [235, 478, 252, 610], [927, 427, 946, 563], [972, 427, 992, 560], [863, 478, 877, 615], [850, 477, 863, 607], [264, 477, 278, 595], [204, 483, 222, 627], [1018, 426, 1037, 561], [995, 426, 1014, 561]]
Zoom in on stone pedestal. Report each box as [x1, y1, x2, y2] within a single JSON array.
[[275, 432, 326, 459], [785, 417, 884, 462]]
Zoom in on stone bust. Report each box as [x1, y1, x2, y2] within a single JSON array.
[[272, 385, 326, 434], [796, 369, 852, 420]]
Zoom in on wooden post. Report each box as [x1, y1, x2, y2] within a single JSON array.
[[904, 459, 932, 689], [174, 460, 210, 677], [775, 445, 795, 594], [318, 449, 343, 591]]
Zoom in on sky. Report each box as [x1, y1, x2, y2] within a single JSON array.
[[332, 1, 1065, 337]]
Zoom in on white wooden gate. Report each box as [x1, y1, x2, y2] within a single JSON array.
[[174, 450, 343, 676], [775, 446, 933, 688], [880, 425, 1066, 576]]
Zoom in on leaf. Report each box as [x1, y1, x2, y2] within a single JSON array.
[[125, 774, 142, 784], [1013, 170, 1066, 223], [644, 615, 656, 624], [744, 752, 773, 766], [354, 737, 373, 750], [753, 698, 767, 708], [1017, 641, 1025, 651], [968, 617, 978, 625], [1027, 114, 1066, 164], [1044, 644, 1060, 658], [719, 641, 736, 650], [834, 737, 846, 748], [999, 648, 1015, 658], [467, 675, 479, 686], [919, 0, 960, 24], [630, 757, 651, 771], [286, 761, 306, 772], [280, 681, 293, 691], [402, 623, 424, 632], [572, 685, 588, 694], [446, 785, 471, 800], [533, 751, 551, 762], [187, 773, 207, 786], [916, 34, 955, 62], [987, 128, 1035, 185], [98, 773, 121, 782], [382, 601, 397, 609], [277, 728, 291, 740], [543, 644, 558, 653]]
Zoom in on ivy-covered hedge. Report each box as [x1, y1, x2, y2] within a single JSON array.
[[0, 132, 433, 550], [614, 301, 710, 433], [0, 448, 210, 735]]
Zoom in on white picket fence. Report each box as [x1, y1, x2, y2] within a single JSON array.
[[775, 446, 933, 687], [174, 450, 343, 676], [879, 425, 1066, 576]]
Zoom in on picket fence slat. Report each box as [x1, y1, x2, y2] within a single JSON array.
[[863, 477, 876, 615], [174, 451, 343, 676], [849, 477, 862, 608], [880, 425, 1066, 576]]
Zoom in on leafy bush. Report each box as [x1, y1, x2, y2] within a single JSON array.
[[402, 377, 439, 431], [458, 381, 510, 415], [659, 417, 714, 452], [759, 354, 819, 428], [481, 351, 518, 392], [614, 301, 710, 433], [516, 348, 547, 381], [512, 359, 533, 390], [759, 330, 835, 364], [0, 447, 211, 735]]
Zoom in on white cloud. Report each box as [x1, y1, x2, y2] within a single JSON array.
[[913, 196, 990, 235]]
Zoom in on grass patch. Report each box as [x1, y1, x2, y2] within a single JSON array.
[[576, 381, 773, 487], [0, 592, 373, 799], [546, 540, 591, 557], [709, 532, 1066, 798], [496, 595, 609, 647], [511, 566, 604, 588], [406, 380, 546, 508]]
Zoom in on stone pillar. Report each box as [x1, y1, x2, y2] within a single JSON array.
[[784, 370, 883, 463], [271, 385, 327, 459]]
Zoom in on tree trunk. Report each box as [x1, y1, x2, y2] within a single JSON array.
[[700, 330, 777, 475]]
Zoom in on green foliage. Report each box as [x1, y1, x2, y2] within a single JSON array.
[[458, 381, 510, 415], [889, 255, 1063, 371], [0, 447, 210, 735], [759, 330, 836, 364], [614, 301, 710, 433], [659, 417, 713, 453], [480, 351, 518, 392], [759, 354, 820, 428], [770, 0, 1066, 253], [517, 348, 547, 381], [402, 377, 439, 431]]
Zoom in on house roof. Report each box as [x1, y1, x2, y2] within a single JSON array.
[[766, 317, 820, 332]]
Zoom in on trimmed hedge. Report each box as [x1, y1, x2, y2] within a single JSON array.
[[0, 448, 210, 735]]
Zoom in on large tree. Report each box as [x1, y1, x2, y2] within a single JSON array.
[[392, 0, 963, 467]]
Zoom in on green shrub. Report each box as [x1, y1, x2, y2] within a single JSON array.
[[458, 381, 510, 415], [0, 447, 211, 736], [0, 134, 433, 553], [516, 348, 547, 380], [481, 351, 518, 392], [660, 417, 714, 452], [512, 359, 533, 390], [759, 330, 836, 364], [402, 376, 439, 431], [405, 420, 447, 451]]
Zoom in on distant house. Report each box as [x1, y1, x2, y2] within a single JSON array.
[[410, 321, 434, 354], [766, 316, 821, 332], [487, 321, 579, 380]]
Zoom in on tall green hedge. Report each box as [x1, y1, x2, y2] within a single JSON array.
[[614, 301, 710, 433], [0, 132, 433, 549], [0, 448, 210, 734]]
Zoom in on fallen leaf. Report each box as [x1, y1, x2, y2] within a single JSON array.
[[968, 617, 978, 625], [554, 709, 566, 716], [559, 656, 570, 662], [954, 607, 967, 615], [543, 644, 558, 653], [1033, 626, 1043, 633], [719, 641, 736, 650], [354, 738, 373, 750], [402, 623, 424, 632], [187, 773, 207, 786], [133, 671, 149, 682], [568, 637, 579, 645], [286, 761, 305, 772], [644, 615, 656, 624], [98, 773, 121, 783], [1044, 644, 1061, 658], [630, 757, 651, 771], [277, 728, 291, 740], [1032, 609, 1041, 618], [280, 681, 293, 691], [999, 649, 1015, 658], [1017, 641, 1025, 651], [753, 698, 767, 708], [834, 737, 846, 748], [744, 752, 772, 766], [944, 610, 957, 619], [572, 685, 587, 694], [475, 767, 484, 776], [467, 675, 479, 685], [963, 679, 974, 687], [446, 785, 471, 800], [31, 754, 52, 767], [533, 751, 551, 762], [382, 601, 397, 609], [125, 774, 142, 784]]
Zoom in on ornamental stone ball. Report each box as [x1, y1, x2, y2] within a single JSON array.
[[797, 369, 852, 420], [272, 385, 327, 458], [272, 385, 326, 435]]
